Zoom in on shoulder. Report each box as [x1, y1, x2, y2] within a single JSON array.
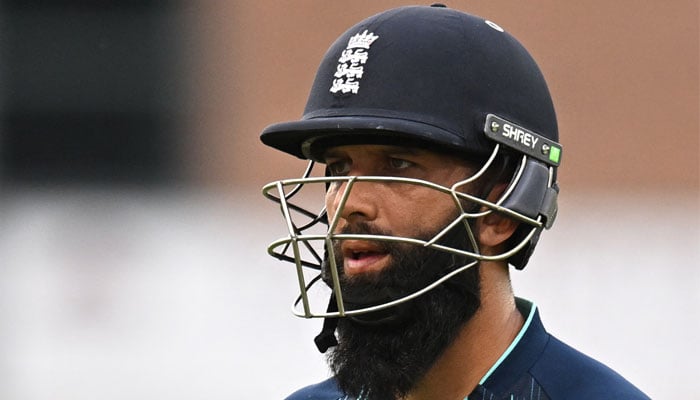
[[533, 335, 649, 399], [285, 378, 346, 400]]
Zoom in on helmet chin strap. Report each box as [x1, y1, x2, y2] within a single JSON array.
[[314, 294, 339, 353]]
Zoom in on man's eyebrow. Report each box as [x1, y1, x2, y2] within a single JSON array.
[[322, 148, 345, 160], [384, 146, 423, 156], [322, 146, 425, 160]]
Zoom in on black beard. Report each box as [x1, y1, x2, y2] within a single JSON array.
[[321, 222, 481, 400]]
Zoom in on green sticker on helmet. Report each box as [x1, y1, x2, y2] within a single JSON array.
[[549, 146, 561, 164]]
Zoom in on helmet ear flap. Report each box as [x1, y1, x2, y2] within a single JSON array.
[[501, 159, 552, 220], [500, 158, 559, 269]]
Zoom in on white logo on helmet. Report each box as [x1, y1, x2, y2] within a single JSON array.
[[330, 30, 379, 95], [485, 20, 504, 32]]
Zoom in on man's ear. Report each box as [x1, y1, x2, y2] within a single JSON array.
[[478, 212, 518, 249], [476, 183, 519, 254]]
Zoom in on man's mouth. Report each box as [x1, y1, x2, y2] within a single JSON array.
[[341, 241, 389, 275]]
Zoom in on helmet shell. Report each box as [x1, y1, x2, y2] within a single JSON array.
[[260, 5, 557, 160]]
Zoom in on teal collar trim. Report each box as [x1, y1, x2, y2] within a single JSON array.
[[477, 298, 537, 385]]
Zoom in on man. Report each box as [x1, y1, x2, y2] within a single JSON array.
[[260, 5, 649, 400]]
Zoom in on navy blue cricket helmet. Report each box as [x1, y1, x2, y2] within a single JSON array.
[[260, 4, 558, 164]]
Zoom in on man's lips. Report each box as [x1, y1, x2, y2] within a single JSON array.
[[341, 240, 390, 275]]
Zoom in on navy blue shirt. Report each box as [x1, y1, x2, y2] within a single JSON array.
[[286, 299, 649, 399]]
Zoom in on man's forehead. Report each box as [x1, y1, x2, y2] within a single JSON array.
[[321, 143, 427, 159]]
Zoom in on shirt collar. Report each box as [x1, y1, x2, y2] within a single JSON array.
[[477, 297, 549, 393]]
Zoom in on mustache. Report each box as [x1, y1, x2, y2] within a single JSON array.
[[338, 221, 386, 236], [336, 221, 393, 245]]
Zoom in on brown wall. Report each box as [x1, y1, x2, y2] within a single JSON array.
[[185, 1, 699, 194]]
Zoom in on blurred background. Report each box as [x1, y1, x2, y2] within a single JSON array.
[[0, 1, 697, 399]]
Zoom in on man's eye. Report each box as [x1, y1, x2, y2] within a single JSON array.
[[327, 160, 350, 176], [388, 158, 413, 170]]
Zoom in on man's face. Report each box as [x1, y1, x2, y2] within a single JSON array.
[[321, 144, 483, 399], [323, 144, 476, 278]]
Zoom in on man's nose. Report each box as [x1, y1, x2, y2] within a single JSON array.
[[328, 179, 379, 226]]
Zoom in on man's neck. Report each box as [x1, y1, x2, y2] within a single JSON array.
[[405, 262, 524, 400]]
